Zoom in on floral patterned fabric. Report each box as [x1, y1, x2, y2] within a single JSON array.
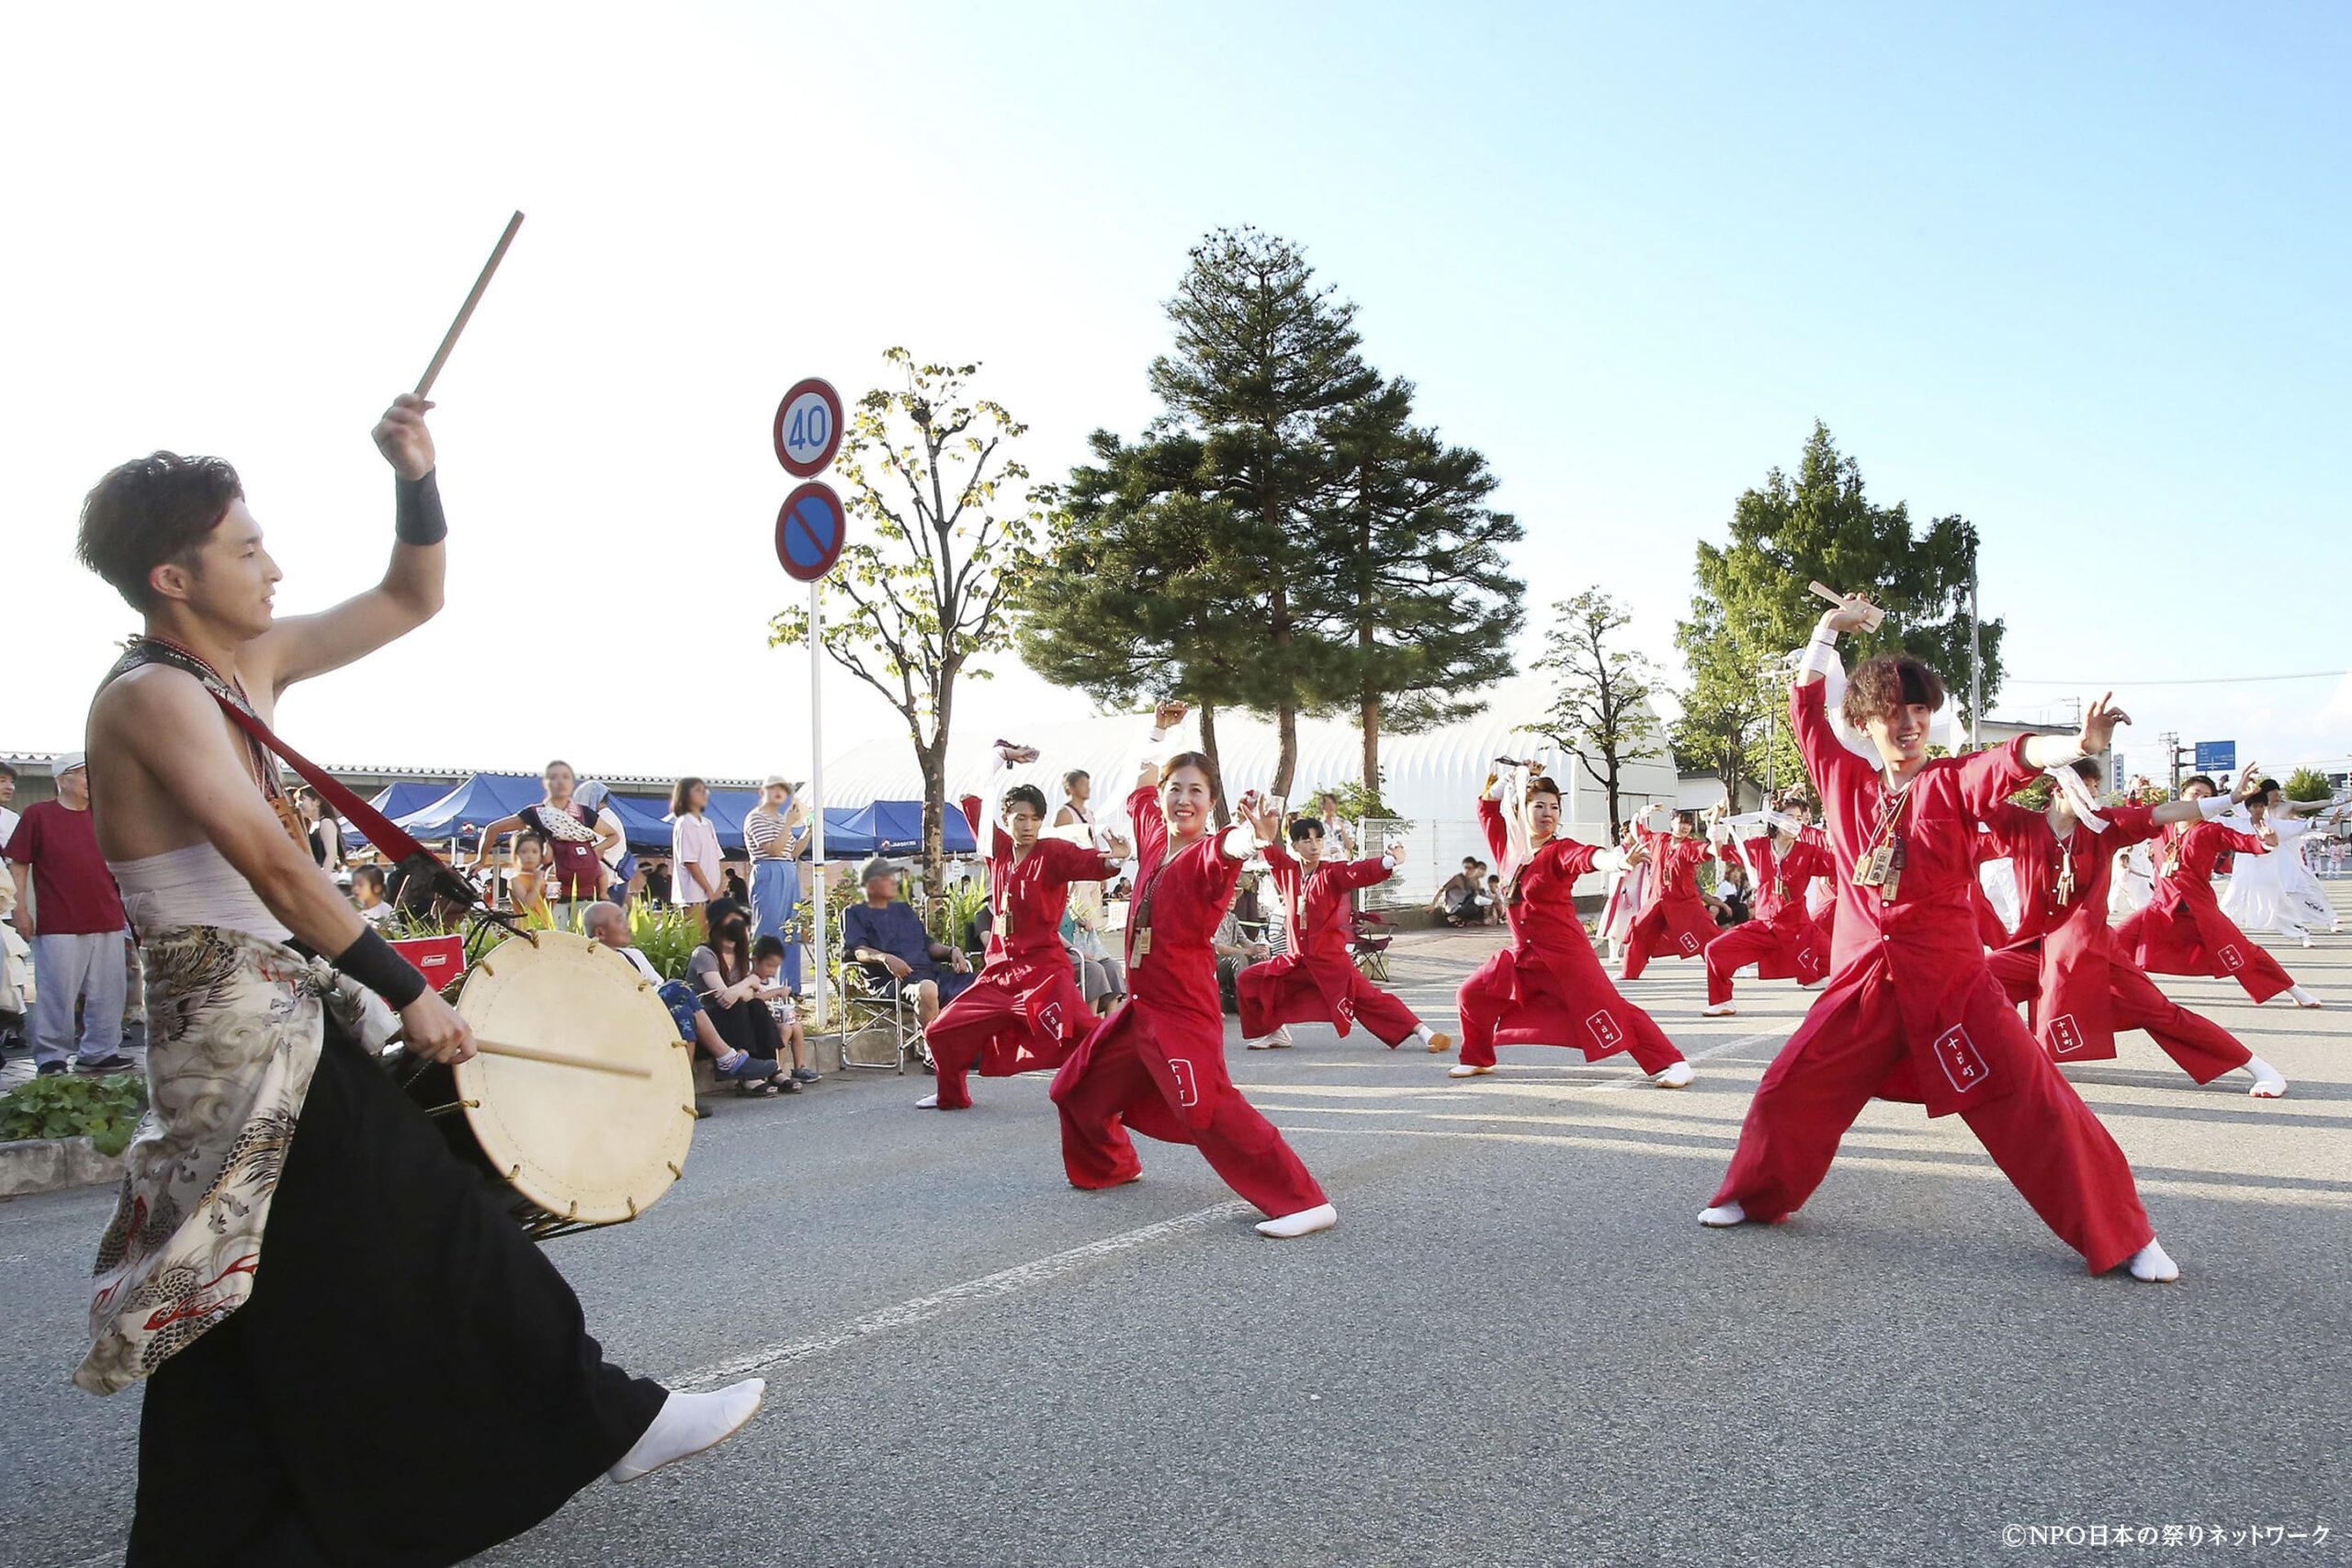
[[75, 924, 388, 1395]]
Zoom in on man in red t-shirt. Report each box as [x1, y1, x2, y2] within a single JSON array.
[[4, 752, 134, 1077]]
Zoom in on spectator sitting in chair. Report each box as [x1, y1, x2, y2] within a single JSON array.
[[841, 855, 974, 1028], [1482, 871, 1503, 925], [351, 864, 394, 926], [688, 897, 801, 1095], [1214, 900, 1272, 1015]]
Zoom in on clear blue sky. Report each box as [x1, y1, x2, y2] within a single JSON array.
[[6, 2, 2346, 780]]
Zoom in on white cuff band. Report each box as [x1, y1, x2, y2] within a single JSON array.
[[1593, 848, 1626, 874], [1796, 637, 1842, 682], [2197, 795, 2241, 820]]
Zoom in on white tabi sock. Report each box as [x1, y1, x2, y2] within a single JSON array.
[[915, 1092, 941, 1109], [2243, 1057, 2288, 1099], [1419, 1026, 1453, 1054], [1447, 1062, 1493, 1077], [1701, 1001, 1737, 1017], [1254, 1201, 1337, 1238], [1653, 1060, 1695, 1089], [1698, 1201, 1747, 1227], [1245, 1034, 1280, 1050], [2288, 986, 2323, 1009], [607, 1379, 765, 1483], [2127, 1239, 2179, 1282]]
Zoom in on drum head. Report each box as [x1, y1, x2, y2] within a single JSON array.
[[454, 931, 694, 1225]]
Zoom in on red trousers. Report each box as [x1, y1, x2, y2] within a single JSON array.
[[923, 975, 1079, 1111], [1984, 947, 2252, 1085], [1702, 920, 1826, 1005], [1055, 1026, 1327, 1218], [1709, 964, 2154, 1273], [1237, 963, 1421, 1046], [1455, 951, 1684, 1073], [1620, 901, 1718, 980]]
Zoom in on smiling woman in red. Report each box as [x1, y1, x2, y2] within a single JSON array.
[[1049, 703, 1336, 1239]]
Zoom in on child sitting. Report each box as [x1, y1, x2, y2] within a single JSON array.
[[752, 935, 818, 1082]]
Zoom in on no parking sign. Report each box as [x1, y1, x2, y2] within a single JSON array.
[[775, 480, 846, 582]]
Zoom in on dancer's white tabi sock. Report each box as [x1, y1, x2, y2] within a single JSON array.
[[1254, 1202, 1337, 1239], [914, 1092, 941, 1109], [2288, 986, 2322, 1009], [1447, 1063, 1493, 1077], [1697, 1201, 1747, 1227], [1245, 1034, 1279, 1050], [1701, 1002, 1736, 1017], [2244, 1057, 2288, 1099], [1422, 1028, 1453, 1054], [1653, 1060, 1695, 1089], [2127, 1239, 2179, 1283], [608, 1379, 765, 1483]]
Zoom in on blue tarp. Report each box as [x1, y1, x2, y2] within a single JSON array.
[[835, 799, 977, 855], [341, 781, 458, 849], [390, 773, 549, 844]]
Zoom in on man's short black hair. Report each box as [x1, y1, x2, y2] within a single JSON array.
[[2071, 758, 2104, 784], [1001, 783, 1048, 819], [1461, 856, 1478, 869], [78, 451, 246, 612], [2258, 778, 2281, 795], [752, 934, 787, 963], [1288, 818, 1326, 844], [2183, 774, 2217, 795]]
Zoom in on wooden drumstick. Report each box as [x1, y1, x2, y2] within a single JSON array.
[[471, 1039, 653, 1078], [415, 210, 525, 397], [1808, 580, 1886, 630]]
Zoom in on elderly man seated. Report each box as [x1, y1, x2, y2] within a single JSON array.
[[582, 901, 786, 1094], [839, 855, 974, 1029]]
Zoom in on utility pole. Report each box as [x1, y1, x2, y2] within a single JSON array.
[[2158, 729, 2181, 794], [1967, 544, 1984, 752]]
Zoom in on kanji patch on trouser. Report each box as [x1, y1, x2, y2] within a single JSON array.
[[1677, 931, 1702, 955], [2050, 1014, 2086, 1055], [1932, 1024, 1991, 1093], [1585, 1010, 1623, 1052], [2218, 944, 2245, 972], [1168, 1056, 1200, 1107], [1037, 999, 1064, 1037], [1335, 995, 1355, 1027]]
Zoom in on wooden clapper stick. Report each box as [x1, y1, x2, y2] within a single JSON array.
[[415, 210, 525, 397], [1807, 581, 1887, 631]]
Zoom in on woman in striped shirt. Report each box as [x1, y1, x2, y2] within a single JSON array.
[[742, 776, 808, 992]]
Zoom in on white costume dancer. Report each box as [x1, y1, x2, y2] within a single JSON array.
[[2220, 801, 2342, 942], [2110, 840, 2156, 919]]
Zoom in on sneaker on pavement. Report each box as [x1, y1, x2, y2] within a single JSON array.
[[38, 1061, 70, 1078], [75, 1054, 137, 1076]]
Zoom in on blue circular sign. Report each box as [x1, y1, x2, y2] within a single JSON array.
[[775, 480, 845, 582]]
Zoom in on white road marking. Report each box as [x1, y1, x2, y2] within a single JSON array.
[[672, 1200, 1254, 1390]]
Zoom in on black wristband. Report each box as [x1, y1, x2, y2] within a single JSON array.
[[334, 925, 428, 1010], [395, 468, 447, 546]]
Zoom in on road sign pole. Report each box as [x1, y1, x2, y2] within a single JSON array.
[[808, 578, 828, 1032]]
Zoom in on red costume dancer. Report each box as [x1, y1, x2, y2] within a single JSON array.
[[1980, 761, 2285, 1097], [2112, 775, 2320, 1009], [1050, 704, 1335, 1239], [1450, 768, 1691, 1086], [1237, 819, 1452, 1053], [921, 750, 1127, 1111], [1618, 810, 1720, 978], [1701, 799, 1835, 1015], [1704, 593, 2177, 1281]]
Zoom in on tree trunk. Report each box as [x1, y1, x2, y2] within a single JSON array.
[[919, 741, 947, 899], [1273, 705, 1299, 803], [1360, 692, 1380, 797], [1198, 700, 1230, 829]]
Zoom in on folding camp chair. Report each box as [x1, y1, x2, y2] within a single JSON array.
[[834, 958, 925, 1074], [1350, 907, 1395, 983]]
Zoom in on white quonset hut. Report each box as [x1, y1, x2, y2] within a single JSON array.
[[817, 675, 1678, 902]]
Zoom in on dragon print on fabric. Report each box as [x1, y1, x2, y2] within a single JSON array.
[[74, 924, 328, 1395]]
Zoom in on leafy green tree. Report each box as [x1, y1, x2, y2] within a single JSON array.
[[1530, 589, 1664, 840], [770, 349, 1057, 888], [2282, 767, 2335, 803], [1315, 377, 1524, 793], [1677, 422, 2001, 796]]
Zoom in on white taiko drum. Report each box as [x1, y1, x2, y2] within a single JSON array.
[[435, 931, 695, 1237]]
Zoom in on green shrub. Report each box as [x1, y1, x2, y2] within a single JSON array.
[[1, 1074, 148, 1156], [928, 879, 991, 953], [628, 905, 704, 979], [2283, 767, 2335, 803]]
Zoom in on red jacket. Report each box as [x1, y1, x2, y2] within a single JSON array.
[[1257, 841, 1393, 1029], [1982, 801, 2164, 1060]]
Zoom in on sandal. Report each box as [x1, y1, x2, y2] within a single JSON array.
[[737, 1078, 781, 1097]]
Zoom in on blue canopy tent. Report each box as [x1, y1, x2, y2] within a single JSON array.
[[833, 799, 977, 856], [340, 781, 457, 850], [390, 773, 548, 848], [602, 795, 886, 859]]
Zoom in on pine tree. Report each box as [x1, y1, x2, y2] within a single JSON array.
[[1315, 378, 1524, 793]]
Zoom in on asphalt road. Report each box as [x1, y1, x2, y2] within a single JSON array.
[[5, 896, 2348, 1568]]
